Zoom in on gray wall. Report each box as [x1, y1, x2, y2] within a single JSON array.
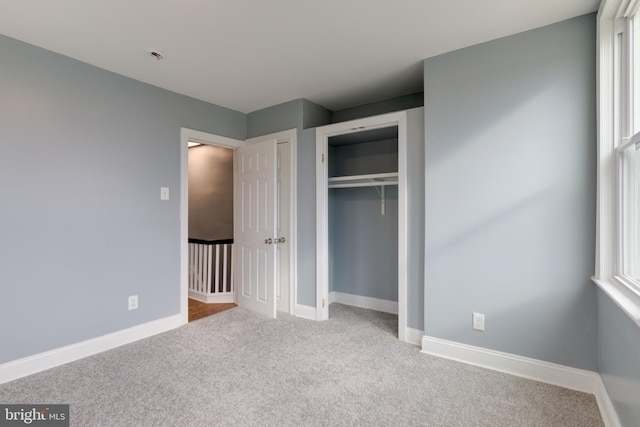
[[303, 99, 333, 129], [329, 139, 398, 177], [330, 186, 398, 300], [598, 290, 640, 425], [296, 127, 322, 306], [0, 34, 246, 364], [246, 99, 303, 139], [406, 107, 425, 330], [188, 145, 234, 240], [423, 15, 597, 370], [332, 93, 424, 123]]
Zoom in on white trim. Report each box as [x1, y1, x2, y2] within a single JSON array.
[[596, 378, 623, 427], [315, 111, 408, 342], [420, 335, 620, 427], [593, 277, 640, 326], [180, 128, 244, 324], [188, 291, 235, 304], [624, 0, 640, 17], [596, 0, 621, 282], [294, 304, 318, 320], [329, 291, 398, 314], [0, 315, 182, 385], [421, 335, 599, 394], [328, 290, 337, 304], [405, 327, 423, 346], [596, 0, 640, 327], [180, 131, 190, 325], [245, 129, 298, 315], [245, 128, 297, 144], [616, 131, 640, 152], [182, 128, 244, 149], [316, 132, 328, 318]]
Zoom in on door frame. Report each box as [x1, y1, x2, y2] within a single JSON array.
[[180, 128, 244, 324], [246, 129, 298, 315], [180, 127, 298, 323], [315, 112, 408, 342]]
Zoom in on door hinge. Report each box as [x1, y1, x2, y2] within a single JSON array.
[[322, 298, 326, 308], [321, 153, 325, 163]]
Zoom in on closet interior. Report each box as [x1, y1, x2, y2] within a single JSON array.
[[328, 126, 399, 317]]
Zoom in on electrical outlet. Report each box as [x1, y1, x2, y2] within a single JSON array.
[[472, 312, 485, 331], [128, 295, 138, 311]]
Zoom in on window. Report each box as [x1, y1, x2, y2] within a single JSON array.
[[618, 13, 640, 289], [595, 0, 640, 325]]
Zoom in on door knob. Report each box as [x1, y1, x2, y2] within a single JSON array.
[[278, 237, 286, 243], [265, 238, 273, 245]]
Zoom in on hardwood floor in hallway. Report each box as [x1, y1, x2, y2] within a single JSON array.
[[188, 299, 236, 322]]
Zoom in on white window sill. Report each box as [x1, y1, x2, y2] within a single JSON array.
[[593, 276, 640, 327]]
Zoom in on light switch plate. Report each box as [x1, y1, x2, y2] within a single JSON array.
[[160, 187, 169, 200]]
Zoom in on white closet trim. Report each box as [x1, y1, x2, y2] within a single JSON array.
[[315, 111, 408, 343]]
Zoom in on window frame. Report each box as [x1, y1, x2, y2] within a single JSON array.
[[594, 0, 640, 326]]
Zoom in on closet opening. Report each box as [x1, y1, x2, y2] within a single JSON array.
[[328, 127, 399, 318], [316, 111, 408, 342]]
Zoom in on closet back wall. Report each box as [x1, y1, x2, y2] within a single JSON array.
[[329, 138, 399, 302], [329, 139, 399, 177]]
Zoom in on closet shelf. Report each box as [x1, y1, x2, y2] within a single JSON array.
[[328, 172, 398, 189]]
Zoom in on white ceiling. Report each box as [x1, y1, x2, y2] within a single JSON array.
[[0, 0, 599, 114]]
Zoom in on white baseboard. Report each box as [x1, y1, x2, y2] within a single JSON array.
[[421, 335, 599, 393], [328, 291, 337, 304], [405, 328, 424, 346], [421, 335, 620, 427], [188, 291, 234, 304], [295, 304, 317, 320], [595, 377, 622, 427], [329, 291, 398, 314], [0, 314, 184, 385]]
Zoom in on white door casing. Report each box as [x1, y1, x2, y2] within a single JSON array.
[[315, 112, 408, 342], [180, 128, 243, 325], [181, 128, 297, 322], [234, 139, 278, 318]]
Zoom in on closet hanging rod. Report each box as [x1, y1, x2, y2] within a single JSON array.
[[329, 172, 398, 182], [328, 171, 398, 189], [328, 180, 398, 189]]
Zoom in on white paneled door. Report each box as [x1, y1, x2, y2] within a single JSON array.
[[234, 139, 277, 318], [276, 142, 290, 313]]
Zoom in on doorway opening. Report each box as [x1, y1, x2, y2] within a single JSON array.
[[315, 112, 408, 342], [180, 128, 297, 324], [186, 142, 237, 322]]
